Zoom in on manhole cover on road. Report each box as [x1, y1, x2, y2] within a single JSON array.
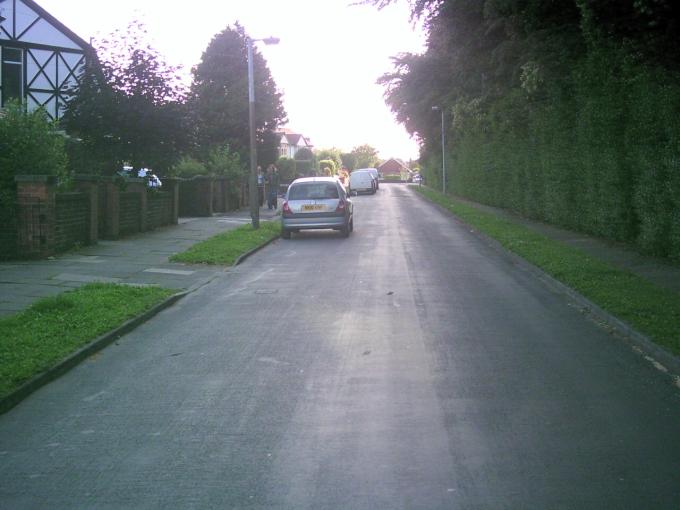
[[254, 289, 278, 294]]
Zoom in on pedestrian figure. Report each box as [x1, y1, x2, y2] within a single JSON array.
[[267, 164, 280, 210], [257, 166, 265, 207]]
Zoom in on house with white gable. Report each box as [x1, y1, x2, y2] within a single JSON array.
[[277, 128, 313, 159], [0, 0, 92, 119]]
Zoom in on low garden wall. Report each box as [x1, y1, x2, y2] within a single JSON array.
[[179, 176, 247, 217], [12, 175, 180, 258], [9, 173, 248, 259], [55, 192, 90, 252], [0, 204, 17, 260]]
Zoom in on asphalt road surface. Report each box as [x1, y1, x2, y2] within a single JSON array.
[[1, 185, 679, 509]]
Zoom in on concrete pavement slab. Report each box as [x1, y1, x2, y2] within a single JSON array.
[[0, 207, 281, 317]]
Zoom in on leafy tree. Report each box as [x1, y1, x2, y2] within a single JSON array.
[[372, 0, 680, 259], [293, 147, 315, 176], [62, 20, 189, 175], [206, 144, 245, 180], [258, 130, 282, 168], [0, 102, 68, 184], [190, 23, 286, 161], [171, 156, 208, 178], [276, 157, 296, 183], [294, 147, 314, 161], [318, 159, 337, 175], [316, 147, 343, 172], [340, 152, 357, 170], [351, 144, 380, 168], [0, 102, 69, 258]]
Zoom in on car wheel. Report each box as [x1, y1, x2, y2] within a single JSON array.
[[341, 224, 350, 238], [281, 228, 291, 239], [349, 219, 354, 232]]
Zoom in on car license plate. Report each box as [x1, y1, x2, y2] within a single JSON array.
[[302, 204, 326, 211]]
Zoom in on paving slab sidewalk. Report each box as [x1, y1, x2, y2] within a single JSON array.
[[0, 207, 280, 317], [447, 193, 680, 295]]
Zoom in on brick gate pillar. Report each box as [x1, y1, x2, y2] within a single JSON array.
[[164, 178, 180, 224], [73, 175, 99, 244], [14, 175, 57, 258], [105, 179, 120, 239]]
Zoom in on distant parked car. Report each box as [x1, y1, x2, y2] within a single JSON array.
[[349, 170, 375, 195], [413, 173, 423, 184], [117, 166, 162, 188], [281, 177, 353, 238]]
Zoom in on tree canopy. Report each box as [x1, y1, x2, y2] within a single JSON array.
[[351, 144, 380, 169], [373, 0, 680, 259], [189, 24, 286, 160], [62, 21, 189, 175]]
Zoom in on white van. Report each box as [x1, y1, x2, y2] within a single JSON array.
[[363, 168, 380, 190], [349, 170, 375, 195]]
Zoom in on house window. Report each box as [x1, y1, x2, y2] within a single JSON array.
[[1, 47, 23, 106]]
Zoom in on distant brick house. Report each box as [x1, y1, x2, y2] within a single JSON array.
[[0, 0, 92, 119], [277, 128, 313, 159], [378, 158, 413, 180]]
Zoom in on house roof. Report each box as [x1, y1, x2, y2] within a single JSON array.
[[286, 133, 302, 145], [378, 158, 413, 172], [278, 129, 313, 148], [11, 0, 94, 53]]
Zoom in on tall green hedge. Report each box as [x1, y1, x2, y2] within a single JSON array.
[[435, 49, 680, 261]]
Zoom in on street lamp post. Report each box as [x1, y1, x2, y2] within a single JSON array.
[[247, 36, 280, 229], [432, 106, 446, 194]]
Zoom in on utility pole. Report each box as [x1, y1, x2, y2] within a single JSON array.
[[432, 106, 446, 194], [247, 36, 280, 229]]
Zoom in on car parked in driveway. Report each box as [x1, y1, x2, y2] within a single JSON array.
[[117, 166, 162, 188], [281, 177, 353, 238], [349, 170, 375, 195]]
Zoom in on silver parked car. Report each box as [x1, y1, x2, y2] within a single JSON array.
[[281, 177, 353, 238]]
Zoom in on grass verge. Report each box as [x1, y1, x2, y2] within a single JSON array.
[[0, 283, 174, 400], [414, 186, 680, 357], [170, 220, 280, 265]]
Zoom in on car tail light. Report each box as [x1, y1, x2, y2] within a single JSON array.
[[336, 200, 346, 212], [282, 201, 292, 216]]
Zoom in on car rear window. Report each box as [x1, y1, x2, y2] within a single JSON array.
[[289, 183, 339, 200]]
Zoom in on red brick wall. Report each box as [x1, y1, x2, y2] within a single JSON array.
[[55, 193, 90, 251]]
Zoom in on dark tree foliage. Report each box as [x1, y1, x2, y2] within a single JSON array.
[[294, 147, 314, 161], [62, 21, 189, 175], [189, 24, 286, 162], [374, 0, 680, 259], [340, 152, 358, 171], [577, 0, 680, 65]]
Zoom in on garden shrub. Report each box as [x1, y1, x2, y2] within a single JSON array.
[[276, 157, 296, 183], [171, 156, 208, 178], [206, 145, 245, 205], [318, 159, 337, 175], [0, 102, 69, 187], [0, 102, 69, 259]]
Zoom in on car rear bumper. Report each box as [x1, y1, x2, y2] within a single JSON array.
[[282, 214, 349, 230]]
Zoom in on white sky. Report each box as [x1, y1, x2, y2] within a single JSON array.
[[37, 0, 426, 160]]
